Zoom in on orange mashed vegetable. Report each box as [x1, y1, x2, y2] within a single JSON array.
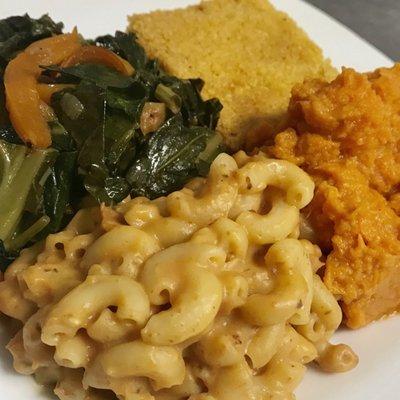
[[265, 64, 400, 328]]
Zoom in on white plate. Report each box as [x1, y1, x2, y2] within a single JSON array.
[[0, 1, 398, 400]]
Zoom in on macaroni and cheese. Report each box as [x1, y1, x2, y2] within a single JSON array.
[[0, 152, 358, 400]]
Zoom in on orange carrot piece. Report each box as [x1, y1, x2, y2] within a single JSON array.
[[4, 32, 81, 148], [37, 83, 76, 104]]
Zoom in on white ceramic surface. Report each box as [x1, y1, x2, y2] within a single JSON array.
[[0, 1, 398, 399]]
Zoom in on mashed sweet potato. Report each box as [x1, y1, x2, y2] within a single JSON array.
[[265, 64, 400, 328]]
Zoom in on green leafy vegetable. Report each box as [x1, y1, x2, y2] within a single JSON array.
[[155, 83, 182, 114], [106, 88, 144, 122], [0, 19, 224, 268], [43, 64, 135, 89], [0, 240, 16, 271], [51, 82, 134, 204], [0, 14, 68, 267], [43, 151, 77, 234], [0, 14, 63, 70], [0, 140, 56, 255], [127, 116, 224, 198], [93, 31, 147, 71], [49, 32, 223, 202]]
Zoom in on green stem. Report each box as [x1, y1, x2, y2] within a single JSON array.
[[155, 83, 181, 114], [0, 147, 49, 242], [5, 215, 50, 252], [0, 141, 26, 193], [197, 133, 223, 163]]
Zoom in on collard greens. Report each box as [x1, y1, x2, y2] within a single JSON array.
[[0, 16, 224, 268]]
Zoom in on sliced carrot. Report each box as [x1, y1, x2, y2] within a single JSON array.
[[37, 83, 76, 104], [61, 45, 135, 76], [4, 32, 81, 148]]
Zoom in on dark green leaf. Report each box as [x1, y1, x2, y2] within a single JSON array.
[[83, 164, 130, 204], [52, 82, 106, 147], [0, 239, 17, 271], [0, 14, 63, 67], [78, 130, 105, 171], [114, 31, 147, 71], [104, 110, 133, 141], [43, 151, 77, 234], [159, 75, 222, 129], [49, 120, 75, 151], [104, 176, 130, 202], [196, 133, 225, 176], [94, 31, 148, 71], [43, 64, 134, 89], [127, 116, 222, 199], [106, 88, 144, 123], [104, 111, 137, 170], [0, 126, 22, 145], [0, 23, 225, 268], [107, 127, 136, 164], [0, 140, 57, 251], [51, 81, 136, 204], [24, 149, 58, 215]]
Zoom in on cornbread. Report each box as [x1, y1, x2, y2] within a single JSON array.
[[129, 0, 336, 149], [266, 65, 400, 328]]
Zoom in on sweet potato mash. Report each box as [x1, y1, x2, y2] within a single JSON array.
[[266, 64, 400, 328]]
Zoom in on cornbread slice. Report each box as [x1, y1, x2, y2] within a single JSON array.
[[129, 0, 336, 149]]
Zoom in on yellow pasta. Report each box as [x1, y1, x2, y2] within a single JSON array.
[[42, 274, 150, 347], [240, 239, 311, 326], [246, 323, 285, 369], [97, 341, 185, 390], [0, 151, 357, 400], [141, 246, 223, 345], [54, 332, 95, 368]]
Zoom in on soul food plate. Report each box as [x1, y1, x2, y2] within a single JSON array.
[[0, 1, 398, 399]]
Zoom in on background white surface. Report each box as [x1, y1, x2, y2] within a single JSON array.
[[0, 1, 398, 399], [306, 0, 400, 61]]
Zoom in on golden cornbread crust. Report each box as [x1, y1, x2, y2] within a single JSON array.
[[128, 0, 336, 149]]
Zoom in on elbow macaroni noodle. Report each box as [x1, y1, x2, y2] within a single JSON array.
[[0, 151, 358, 400]]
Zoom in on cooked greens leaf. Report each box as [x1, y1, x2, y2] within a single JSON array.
[[158, 76, 222, 129], [49, 120, 75, 151], [0, 22, 224, 266], [155, 83, 181, 114], [127, 116, 224, 199], [104, 111, 137, 168], [0, 239, 17, 271], [52, 82, 106, 146], [196, 133, 224, 176], [0, 126, 21, 144], [103, 176, 130, 202], [0, 140, 56, 252], [48, 32, 224, 202], [113, 31, 148, 71], [94, 31, 148, 71], [42, 64, 134, 88], [106, 88, 144, 123], [0, 14, 63, 68], [43, 151, 77, 234], [83, 165, 130, 204], [51, 83, 136, 204]]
